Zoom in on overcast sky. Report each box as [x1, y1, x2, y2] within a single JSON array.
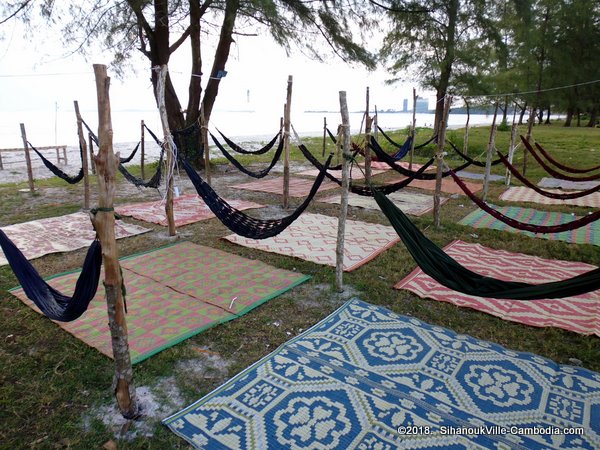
[[0, 14, 427, 113]]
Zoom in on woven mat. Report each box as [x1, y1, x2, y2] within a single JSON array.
[[115, 194, 264, 227], [456, 170, 505, 181], [538, 177, 600, 190], [385, 174, 483, 195], [164, 297, 600, 449], [224, 212, 399, 272], [395, 240, 600, 336], [500, 186, 600, 208], [0, 212, 150, 266], [230, 176, 338, 197], [10, 242, 309, 363], [459, 205, 599, 246], [320, 191, 447, 217], [295, 166, 388, 180], [370, 161, 435, 171]]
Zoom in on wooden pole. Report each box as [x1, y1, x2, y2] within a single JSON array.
[[157, 65, 177, 236], [482, 102, 499, 201], [463, 97, 471, 155], [91, 64, 138, 419], [200, 105, 211, 186], [364, 86, 372, 183], [336, 91, 351, 292], [373, 106, 379, 142], [140, 120, 145, 179], [524, 105, 535, 175], [88, 133, 96, 175], [73, 101, 90, 209], [505, 105, 519, 186], [19, 124, 35, 193], [433, 96, 451, 228], [282, 75, 293, 209], [409, 88, 417, 170], [322, 116, 327, 157]]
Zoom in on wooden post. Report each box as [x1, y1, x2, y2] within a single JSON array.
[[505, 122, 518, 186], [336, 91, 351, 292], [433, 96, 451, 228], [74, 101, 91, 209], [463, 97, 471, 155], [524, 105, 535, 175], [19, 124, 35, 193], [409, 88, 417, 170], [322, 117, 327, 157], [482, 102, 499, 201], [200, 105, 211, 185], [373, 106, 379, 142], [88, 133, 96, 175], [0, 149, 3, 170], [282, 75, 293, 209], [157, 65, 177, 236], [91, 64, 138, 419], [140, 120, 145, 179], [364, 86, 372, 183]]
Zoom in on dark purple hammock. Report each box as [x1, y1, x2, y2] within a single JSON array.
[[522, 136, 600, 182], [535, 141, 600, 174], [498, 152, 600, 199], [447, 170, 600, 233]]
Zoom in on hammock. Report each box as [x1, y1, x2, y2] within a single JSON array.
[[118, 142, 141, 164], [173, 121, 203, 161], [211, 132, 284, 178], [352, 136, 412, 162], [0, 229, 102, 321], [82, 120, 99, 145], [447, 169, 600, 233], [447, 141, 503, 168], [118, 148, 164, 189], [377, 127, 437, 151], [535, 141, 600, 174], [179, 153, 333, 239], [326, 128, 338, 144], [297, 143, 436, 196], [522, 137, 600, 182], [216, 129, 281, 155], [29, 141, 84, 184], [498, 152, 600, 199], [372, 188, 600, 300], [369, 137, 472, 179]]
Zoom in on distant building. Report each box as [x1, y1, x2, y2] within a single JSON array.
[[402, 99, 408, 112], [415, 97, 429, 113]]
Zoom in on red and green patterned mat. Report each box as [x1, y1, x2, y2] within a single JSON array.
[[10, 242, 309, 363]]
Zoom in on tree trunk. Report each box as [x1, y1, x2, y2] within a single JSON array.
[[518, 101, 528, 125], [202, 0, 239, 124], [185, 0, 203, 127], [576, 108, 581, 127], [544, 107, 551, 125], [586, 107, 597, 127], [433, 0, 458, 133], [564, 107, 573, 126]]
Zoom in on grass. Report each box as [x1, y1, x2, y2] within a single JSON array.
[[0, 121, 599, 448]]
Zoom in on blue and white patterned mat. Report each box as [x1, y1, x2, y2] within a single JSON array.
[[163, 298, 600, 449]]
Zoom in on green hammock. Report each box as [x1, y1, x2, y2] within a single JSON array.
[[372, 189, 600, 300]]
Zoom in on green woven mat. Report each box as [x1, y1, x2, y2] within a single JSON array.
[[459, 205, 599, 246], [11, 242, 309, 363]]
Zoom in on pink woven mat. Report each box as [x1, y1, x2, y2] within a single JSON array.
[[224, 212, 400, 271], [295, 166, 388, 180], [320, 191, 447, 217], [115, 194, 264, 227], [500, 186, 600, 208], [395, 240, 600, 336], [229, 177, 338, 197], [0, 212, 150, 266]]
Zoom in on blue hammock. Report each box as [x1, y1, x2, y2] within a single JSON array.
[[1, 229, 102, 321]]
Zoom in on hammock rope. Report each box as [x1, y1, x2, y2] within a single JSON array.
[[119, 142, 141, 164], [522, 136, 600, 182], [216, 129, 281, 155], [447, 168, 600, 233], [447, 140, 503, 168], [0, 229, 102, 321], [369, 136, 473, 179], [211, 132, 284, 178], [535, 141, 600, 174], [28, 141, 84, 184], [179, 153, 334, 239], [372, 188, 600, 300], [498, 152, 600, 199], [297, 143, 436, 196]]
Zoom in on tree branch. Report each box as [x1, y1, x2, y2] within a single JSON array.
[[0, 0, 32, 25], [169, 26, 191, 53]]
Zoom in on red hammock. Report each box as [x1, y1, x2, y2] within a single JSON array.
[[535, 141, 600, 174]]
